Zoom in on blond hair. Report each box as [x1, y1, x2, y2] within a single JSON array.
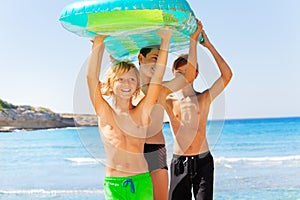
[[101, 61, 140, 97]]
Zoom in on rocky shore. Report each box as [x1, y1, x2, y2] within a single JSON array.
[[0, 99, 97, 132]]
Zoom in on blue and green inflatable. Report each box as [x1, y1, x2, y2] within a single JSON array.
[[59, 0, 203, 60]]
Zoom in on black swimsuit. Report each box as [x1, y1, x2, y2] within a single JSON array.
[[144, 143, 168, 171], [169, 151, 214, 200]]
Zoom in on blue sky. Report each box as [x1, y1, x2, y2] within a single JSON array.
[[0, 0, 299, 119]]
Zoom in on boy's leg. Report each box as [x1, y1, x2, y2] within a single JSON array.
[[150, 168, 169, 199], [169, 156, 192, 200], [144, 143, 169, 199], [192, 152, 214, 200]]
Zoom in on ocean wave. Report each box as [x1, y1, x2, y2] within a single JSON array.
[[65, 155, 300, 166], [39, 127, 80, 132], [0, 189, 103, 195], [65, 157, 105, 164], [215, 155, 300, 166]]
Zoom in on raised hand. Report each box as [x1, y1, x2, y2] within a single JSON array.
[[191, 19, 203, 41], [157, 27, 172, 41], [199, 30, 211, 48]]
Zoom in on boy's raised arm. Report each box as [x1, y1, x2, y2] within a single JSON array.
[[142, 28, 172, 113], [86, 35, 106, 110], [185, 19, 203, 83], [201, 31, 233, 101], [163, 20, 203, 93]]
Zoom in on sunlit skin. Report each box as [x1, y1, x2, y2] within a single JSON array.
[[113, 69, 139, 100], [167, 64, 209, 155], [135, 20, 203, 200], [166, 30, 233, 156], [86, 30, 171, 177], [139, 49, 159, 79]]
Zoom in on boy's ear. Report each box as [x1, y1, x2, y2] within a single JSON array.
[[138, 54, 143, 63]]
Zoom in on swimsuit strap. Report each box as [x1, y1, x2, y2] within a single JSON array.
[[122, 178, 135, 193]]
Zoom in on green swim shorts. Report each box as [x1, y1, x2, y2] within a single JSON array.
[[104, 172, 153, 200]]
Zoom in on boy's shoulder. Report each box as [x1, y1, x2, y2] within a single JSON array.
[[196, 90, 212, 104]]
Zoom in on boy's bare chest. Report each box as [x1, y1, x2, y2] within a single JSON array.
[[173, 97, 200, 119], [99, 115, 146, 149]]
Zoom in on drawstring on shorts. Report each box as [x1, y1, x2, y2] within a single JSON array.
[[122, 179, 135, 193]]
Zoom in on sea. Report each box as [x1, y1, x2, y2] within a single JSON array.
[[1, 117, 300, 200]]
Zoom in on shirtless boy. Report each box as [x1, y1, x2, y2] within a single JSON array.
[[167, 30, 233, 200]]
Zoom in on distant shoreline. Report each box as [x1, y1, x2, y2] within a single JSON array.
[[1, 99, 299, 132], [0, 113, 98, 132], [0, 99, 98, 132], [2, 116, 300, 132]]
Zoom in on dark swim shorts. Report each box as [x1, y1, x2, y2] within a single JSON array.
[[144, 143, 168, 171], [169, 151, 214, 200]]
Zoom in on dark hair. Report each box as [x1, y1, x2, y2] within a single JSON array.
[[172, 54, 199, 73], [139, 45, 161, 57]]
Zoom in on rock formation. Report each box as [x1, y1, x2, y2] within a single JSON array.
[[0, 99, 97, 132]]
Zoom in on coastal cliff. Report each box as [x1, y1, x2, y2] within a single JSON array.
[[0, 99, 97, 132]]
